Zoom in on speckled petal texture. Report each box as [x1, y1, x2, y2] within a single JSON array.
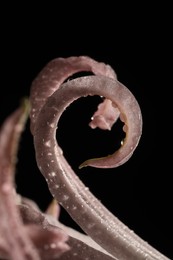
[[30, 56, 169, 260]]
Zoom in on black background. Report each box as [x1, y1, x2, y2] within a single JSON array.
[[1, 3, 172, 259]]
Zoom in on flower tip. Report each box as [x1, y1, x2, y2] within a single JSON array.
[[78, 160, 89, 169]]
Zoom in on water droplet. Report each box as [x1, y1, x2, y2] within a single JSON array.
[[63, 195, 69, 201], [45, 140, 51, 147], [50, 243, 56, 249]]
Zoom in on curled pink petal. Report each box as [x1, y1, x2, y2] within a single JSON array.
[[30, 57, 168, 260], [30, 56, 117, 135], [0, 101, 40, 260]]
